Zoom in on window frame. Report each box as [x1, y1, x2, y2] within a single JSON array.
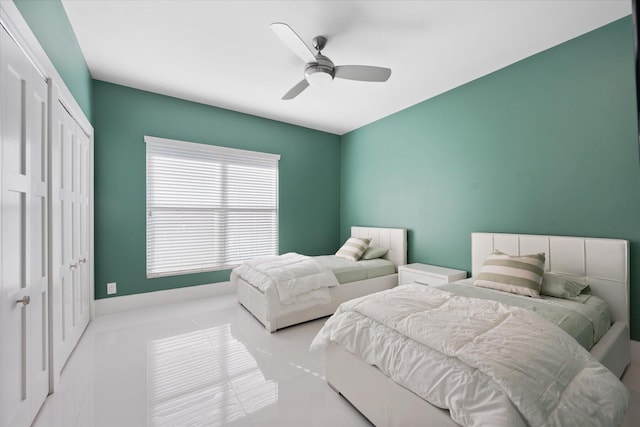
[[145, 135, 280, 278]]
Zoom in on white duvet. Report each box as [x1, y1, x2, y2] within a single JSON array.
[[311, 285, 629, 427], [232, 252, 339, 305]]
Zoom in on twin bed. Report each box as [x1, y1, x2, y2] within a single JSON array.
[[234, 226, 407, 332], [234, 230, 631, 426], [316, 232, 631, 426]]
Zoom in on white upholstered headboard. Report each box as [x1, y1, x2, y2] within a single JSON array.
[[471, 233, 629, 326], [351, 226, 407, 271]]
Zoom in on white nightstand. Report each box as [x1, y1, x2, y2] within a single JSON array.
[[398, 263, 467, 286]]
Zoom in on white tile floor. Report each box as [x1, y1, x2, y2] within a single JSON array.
[[33, 294, 370, 427], [33, 294, 639, 427]]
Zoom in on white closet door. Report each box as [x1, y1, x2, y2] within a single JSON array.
[[49, 97, 91, 390], [77, 128, 90, 319], [1, 26, 49, 427]]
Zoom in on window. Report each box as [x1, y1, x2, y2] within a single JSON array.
[[145, 136, 279, 278]]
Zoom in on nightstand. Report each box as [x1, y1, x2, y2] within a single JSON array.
[[398, 263, 467, 286]]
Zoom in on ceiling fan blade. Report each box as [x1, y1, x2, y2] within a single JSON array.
[[282, 79, 309, 100], [334, 65, 392, 82], [271, 22, 316, 63]]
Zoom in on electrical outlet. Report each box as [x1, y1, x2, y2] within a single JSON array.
[[107, 282, 117, 295]]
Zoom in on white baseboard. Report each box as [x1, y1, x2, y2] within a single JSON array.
[[631, 340, 640, 366], [94, 281, 236, 317]]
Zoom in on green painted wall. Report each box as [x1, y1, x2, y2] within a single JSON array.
[[93, 80, 341, 299], [341, 18, 640, 338], [13, 0, 93, 120]]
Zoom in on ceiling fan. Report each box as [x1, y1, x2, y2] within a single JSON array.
[[270, 22, 392, 100]]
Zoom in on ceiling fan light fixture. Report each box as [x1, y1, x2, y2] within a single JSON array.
[[305, 65, 334, 87]]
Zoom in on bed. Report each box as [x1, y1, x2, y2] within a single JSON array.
[[234, 226, 407, 332], [315, 232, 631, 427]]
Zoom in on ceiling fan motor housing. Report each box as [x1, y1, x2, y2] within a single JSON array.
[[305, 54, 334, 86]]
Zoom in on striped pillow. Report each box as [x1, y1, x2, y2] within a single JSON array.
[[335, 237, 371, 261], [474, 250, 546, 297]]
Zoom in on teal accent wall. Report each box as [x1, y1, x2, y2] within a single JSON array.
[[341, 18, 640, 338], [13, 0, 93, 120], [93, 80, 341, 299]]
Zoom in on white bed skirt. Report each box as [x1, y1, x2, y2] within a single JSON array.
[[236, 273, 397, 332], [326, 343, 456, 427]]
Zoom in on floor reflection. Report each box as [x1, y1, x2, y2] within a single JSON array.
[[29, 294, 376, 426], [148, 324, 277, 426]]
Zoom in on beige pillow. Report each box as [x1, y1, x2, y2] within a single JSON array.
[[474, 250, 545, 297], [542, 272, 591, 301], [335, 237, 371, 261], [361, 246, 389, 260]]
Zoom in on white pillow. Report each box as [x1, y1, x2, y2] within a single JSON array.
[[335, 237, 371, 261]]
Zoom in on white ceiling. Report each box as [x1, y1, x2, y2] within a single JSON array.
[[61, 1, 631, 135]]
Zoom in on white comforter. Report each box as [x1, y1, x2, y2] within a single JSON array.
[[311, 285, 629, 427], [232, 252, 339, 305]]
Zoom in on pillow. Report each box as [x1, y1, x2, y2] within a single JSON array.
[[335, 237, 371, 261], [541, 272, 591, 301], [361, 246, 389, 260], [474, 250, 545, 297]]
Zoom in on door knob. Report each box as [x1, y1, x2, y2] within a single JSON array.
[[16, 296, 30, 306], [79, 258, 87, 264], [70, 263, 78, 270]]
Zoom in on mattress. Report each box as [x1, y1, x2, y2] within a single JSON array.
[[314, 255, 396, 284], [437, 279, 610, 350]]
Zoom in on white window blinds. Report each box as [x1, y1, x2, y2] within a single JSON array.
[[145, 136, 280, 278]]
